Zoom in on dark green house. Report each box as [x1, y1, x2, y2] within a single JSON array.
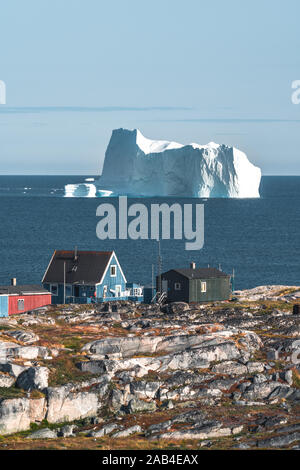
[[157, 263, 231, 303]]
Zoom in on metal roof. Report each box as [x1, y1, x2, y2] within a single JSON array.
[[168, 267, 230, 280], [0, 285, 50, 295], [42, 250, 114, 284]]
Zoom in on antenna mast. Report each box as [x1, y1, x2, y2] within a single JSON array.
[[157, 240, 162, 292], [63, 261, 66, 304], [151, 264, 154, 299]]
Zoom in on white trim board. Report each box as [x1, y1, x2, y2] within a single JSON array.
[[98, 251, 127, 285], [42, 250, 56, 283]]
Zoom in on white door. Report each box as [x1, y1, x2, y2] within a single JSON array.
[[115, 285, 121, 297]]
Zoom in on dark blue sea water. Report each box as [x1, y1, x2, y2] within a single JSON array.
[[0, 175, 299, 290]]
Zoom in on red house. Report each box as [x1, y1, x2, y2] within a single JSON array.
[[0, 281, 51, 317]]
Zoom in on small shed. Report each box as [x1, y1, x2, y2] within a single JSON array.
[[0, 282, 52, 317], [157, 263, 231, 303]]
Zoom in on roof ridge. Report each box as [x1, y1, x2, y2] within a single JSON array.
[[55, 250, 113, 255]]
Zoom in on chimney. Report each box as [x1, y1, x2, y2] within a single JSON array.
[[11, 278, 17, 286], [190, 262, 196, 270]]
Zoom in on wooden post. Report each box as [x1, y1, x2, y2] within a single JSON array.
[[63, 261, 66, 304], [151, 264, 154, 300], [158, 240, 162, 293]]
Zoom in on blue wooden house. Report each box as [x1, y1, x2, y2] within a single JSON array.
[[42, 250, 143, 304]]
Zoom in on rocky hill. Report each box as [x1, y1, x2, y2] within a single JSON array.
[[0, 285, 299, 450]]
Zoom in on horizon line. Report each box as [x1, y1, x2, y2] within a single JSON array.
[[0, 174, 299, 177], [0, 105, 193, 114]]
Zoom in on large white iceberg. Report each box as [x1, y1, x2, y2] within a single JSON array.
[[96, 128, 261, 198]]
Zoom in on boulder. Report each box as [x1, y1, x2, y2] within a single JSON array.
[[0, 341, 19, 361], [211, 361, 248, 376], [58, 424, 76, 437], [109, 388, 128, 411], [81, 331, 235, 359], [166, 302, 190, 315], [29, 397, 47, 422], [155, 422, 243, 440], [130, 381, 160, 400], [257, 432, 300, 448], [88, 422, 119, 437], [246, 361, 265, 374], [46, 384, 100, 424], [27, 428, 57, 439], [16, 367, 49, 391], [242, 381, 283, 401], [5, 346, 50, 360], [112, 425, 142, 438], [76, 360, 106, 374], [0, 372, 15, 388], [126, 397, 156, 414], [0, 398, 30, 435], [0, 362, 28, 378], [4, 330, 39, 344]]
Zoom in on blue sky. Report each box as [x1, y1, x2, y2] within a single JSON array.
[[0, 0, 300, 174]]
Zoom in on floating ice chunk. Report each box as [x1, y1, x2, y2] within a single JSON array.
[[64, 183, 97, 198]]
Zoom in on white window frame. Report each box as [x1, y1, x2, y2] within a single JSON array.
[[174, 282, 181, 291], [50, 283, 58, 296], [201, 281, 207, 293], [110, 265, 117, 277], [133, 287, 141, 296], [17, 299, 24, 311], [103, 285, 108, 297]]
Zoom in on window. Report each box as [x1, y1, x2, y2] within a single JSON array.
[[174, 282, 181, 291], [65, 285, 72, 297], [133, 288, 142, 296], [110, 265, 116, 277], [201, 281, 207, 293], [18, 299, 24, 311], [103, 285, 107, 297], [50, 284, 58, 296]]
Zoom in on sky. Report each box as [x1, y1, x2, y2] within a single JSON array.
[[0, 0, 300, 175]]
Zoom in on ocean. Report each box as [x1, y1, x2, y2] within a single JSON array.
[[0, 175, 299, 290]]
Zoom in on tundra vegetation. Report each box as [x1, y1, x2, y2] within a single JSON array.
[[0, 284, 299, 450]]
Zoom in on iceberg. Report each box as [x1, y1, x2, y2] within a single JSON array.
[[64, 183, 97, 198], [96, 128, 261, 198]]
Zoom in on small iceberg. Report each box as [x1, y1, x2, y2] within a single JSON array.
[[64, 184, 113, 198], [64, 183, 97, 198]]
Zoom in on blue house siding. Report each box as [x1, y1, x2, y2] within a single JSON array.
[[43, 282, 96, 304], [0, 295, 8, 317], [96, 253, 126, 298]]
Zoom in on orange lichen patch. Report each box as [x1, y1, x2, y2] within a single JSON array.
[[195, 324, 223, 334], [0, 335, 23, 346]]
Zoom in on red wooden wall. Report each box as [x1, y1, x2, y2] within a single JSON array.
[[9, 294, 52, 315]]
